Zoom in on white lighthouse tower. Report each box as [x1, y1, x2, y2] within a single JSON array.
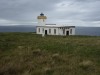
[[37, 13, 47, 26]]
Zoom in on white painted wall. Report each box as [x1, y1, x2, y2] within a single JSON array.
[[44, 27, 59, 35], [36, 27, 44, 34], [38, 19, 46, 26], [36, 27, 75, 36], [58, 28, 64, 35], [71, 28, 75, 35]]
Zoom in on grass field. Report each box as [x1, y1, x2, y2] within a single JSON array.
[[0, 32, 100, 75]]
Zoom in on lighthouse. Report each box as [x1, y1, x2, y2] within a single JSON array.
[[37, 13, 47, 26], [36, 13, 75, 36]]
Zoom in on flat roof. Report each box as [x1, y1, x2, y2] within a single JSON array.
[[36, 25, 75, 28], [45, 24, 56, 25]]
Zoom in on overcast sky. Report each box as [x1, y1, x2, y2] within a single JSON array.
[[0, 0, 100, 26]]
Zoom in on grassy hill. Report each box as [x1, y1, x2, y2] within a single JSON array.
[[0, 33, 100, 75]]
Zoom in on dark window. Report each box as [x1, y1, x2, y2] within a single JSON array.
[[42, 28, 44, 32], [54, 29, 56, 34], [70, 29, 72, 34], [38, 28, 40, 32], [63, 30, 65, 34], [49, 29, 51, 33]]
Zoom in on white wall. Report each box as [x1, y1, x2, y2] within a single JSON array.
[[36, 27, 44, 34], [69, 28, 75, 35], [44, 27, 59, 35], [58, 28, 63, 35], [58, 28, 75, 36], [38, 19, 46, 26], [36, 27, 75, 35]]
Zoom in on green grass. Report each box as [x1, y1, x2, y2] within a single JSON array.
[[0, 32, 100, 75]]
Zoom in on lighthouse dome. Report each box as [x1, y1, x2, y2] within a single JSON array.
[[37, 13, 47, 19], [40, 13, 44, 16]]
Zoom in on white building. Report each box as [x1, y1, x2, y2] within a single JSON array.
[[36, 13, 75, 36]]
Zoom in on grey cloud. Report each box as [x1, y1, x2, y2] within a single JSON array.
[[0, 0, 100, 26], [54, 0, 100, 22], [0, 0, 61, 20]]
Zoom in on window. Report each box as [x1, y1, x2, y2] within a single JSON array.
[[49, 29, 51, 33], [42, 28, 44, 32], [38, 28, 40, 32], [43, 19, 44, 22], [54, 29, 56, 34], [63, 30, 65, 34], [70, 29, 72, 34]]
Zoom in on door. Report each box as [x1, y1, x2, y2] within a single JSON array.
[[45, 30, 47, 35], [66, 31, 69, 35]]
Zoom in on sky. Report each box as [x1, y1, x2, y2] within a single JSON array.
[[0, 0, 100, 26]]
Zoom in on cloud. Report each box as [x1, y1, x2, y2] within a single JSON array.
[[0, 0, 100, 26]]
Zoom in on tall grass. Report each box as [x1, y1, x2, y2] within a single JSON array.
[[0, 33, 100, 75]]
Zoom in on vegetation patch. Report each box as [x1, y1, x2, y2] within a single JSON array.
[[0, 33, 100, 75]]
